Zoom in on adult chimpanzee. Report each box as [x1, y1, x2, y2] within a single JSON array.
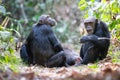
[[79, 16, 110, 65], [20, 15, 66, 67]]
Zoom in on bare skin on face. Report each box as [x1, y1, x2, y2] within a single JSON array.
[[84, 17, 96, 34]]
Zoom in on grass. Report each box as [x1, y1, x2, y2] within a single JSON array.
[[0, 54, 26, 72], [110, 51, 120, 63]]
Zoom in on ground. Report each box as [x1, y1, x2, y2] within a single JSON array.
[[0, 56, 120, 80]]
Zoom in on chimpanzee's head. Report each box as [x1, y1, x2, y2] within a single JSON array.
[[38, 15, 57, 27], [84, 16, 98, 34]]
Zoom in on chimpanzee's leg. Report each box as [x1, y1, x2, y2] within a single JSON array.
[[45, 51, 66, 67], [81, 47, 98, 64], [80, 46, 84, 59]]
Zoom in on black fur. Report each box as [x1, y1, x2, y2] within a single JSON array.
[[20, 24, 66, 67], [80, 20, 110, 64]]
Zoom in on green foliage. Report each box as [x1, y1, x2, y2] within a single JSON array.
[[78, 0, 120, 30], [0, 26, 22, 71], [78, 0, 120, 41], [109, 51, 120, 63], [0, 25, 23, 72], [0, 4, 23, 71], [54, 21, 69, 42], [54, 20, 80, 50], [2, 0, 60, 37], [0, 55, 23, 72], [88, 64, 98, 69], [0, 26, 16, 60]]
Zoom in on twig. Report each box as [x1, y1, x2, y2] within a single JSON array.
[[98, 37, 110, 40]]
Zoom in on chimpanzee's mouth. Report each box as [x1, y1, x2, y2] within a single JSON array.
[[87, 30, 92, 32], [87, 30, 93, 34]]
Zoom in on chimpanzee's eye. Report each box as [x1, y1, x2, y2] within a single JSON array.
[[89, 22, 93, 25], [84, 23, 88, 26]]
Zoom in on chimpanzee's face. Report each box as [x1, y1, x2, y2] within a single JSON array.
[[84, 21, 95, 34], [84, 17, 97, 35], [47, 17, 56, 27]]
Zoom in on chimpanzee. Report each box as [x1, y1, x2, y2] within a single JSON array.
[[64, 48, 82, 66], [79, 16, 110, 65], [20, 15, 66, 67]]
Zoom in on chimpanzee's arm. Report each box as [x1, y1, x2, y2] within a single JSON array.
[[80, 35, 110, 48], [48, 27, 63, 52], [80, 45, 84, 59], [25, 31, 34, 64]]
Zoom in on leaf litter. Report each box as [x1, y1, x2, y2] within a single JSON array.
[[0, 56, 120, 80]]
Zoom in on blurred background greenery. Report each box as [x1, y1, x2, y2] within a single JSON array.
[[0, 0, 120, 70], [0, 0, 83, 50]]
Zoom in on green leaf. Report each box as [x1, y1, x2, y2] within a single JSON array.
[[0, 31, 11, 41], [0, 25, 5, 30], [90, 0, 95, 2], [78, 0, 86, 5], [78, 0, 87, 10], [79, 4, 87, 10], [88, 64, 98, 69], [8, 47, 15, 54]]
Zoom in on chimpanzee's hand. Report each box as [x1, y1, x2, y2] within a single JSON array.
[[88, 35, 98, 41], [80, 35, 98, 43], [80, 36, 89, 43]]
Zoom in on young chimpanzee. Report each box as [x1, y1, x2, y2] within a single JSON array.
[[64, 48, 82, 66], [79, 16, 110, 65], [20, 15, 66, 67]]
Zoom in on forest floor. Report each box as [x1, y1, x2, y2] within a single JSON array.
[[0, 56, 120, 80]]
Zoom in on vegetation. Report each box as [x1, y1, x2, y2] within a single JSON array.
[[0, 0, 120, 79]]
